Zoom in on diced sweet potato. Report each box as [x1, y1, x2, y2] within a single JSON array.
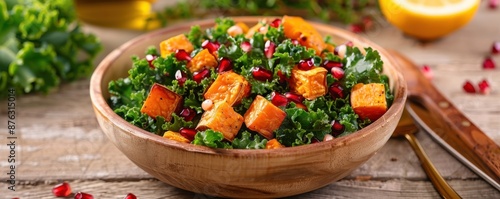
[[227, 22, 250, 37], [196, 101, 244, 141], [350, 83, 387, 122], [266, 139, 284, 149], [163, 131, 190, 143], [140, 83, 182, 121], [244, 95, 286, 139], [204, 71, 251, 106], [186, 49, 218, 73], [159, 34, 194, 58], [282, 15, 326, 55], [236, 22, 249, 34], [289, 66, 328, 100]]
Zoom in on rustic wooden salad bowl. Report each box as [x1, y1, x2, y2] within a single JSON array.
[[90, 16, 407, 198]]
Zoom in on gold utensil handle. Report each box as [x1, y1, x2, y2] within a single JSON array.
[[404, 133, 462, 199]]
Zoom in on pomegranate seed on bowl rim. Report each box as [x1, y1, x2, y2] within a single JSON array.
[[478, 79, 491, 95], [270, 91, 288, 107], [124, 193, 137, 199], [462, 80, 476, 93], [74, 192, 94, 199], [483, 57, 496, 69], [348, 24, 364, 33], [52, 182, 72, 197], [492, 41, 500, 54]]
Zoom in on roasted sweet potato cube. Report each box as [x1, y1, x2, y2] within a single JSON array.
[[163, 131, 190, 143], [350, 83, 387, 122], [266, 139, 284, 149], [244, 95, 286, 139], [159, 34, 194, 58], [289, 66, 328, 100], [245, 21, 265, 38], [187, 49, 218, 73], [282, 15, 326, 55], [204, 71, 251, 106], [140, 83, 182, 121], [196, 101, 243, 141]]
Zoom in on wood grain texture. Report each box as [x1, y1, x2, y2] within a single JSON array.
[[1, 1, 500, 198]]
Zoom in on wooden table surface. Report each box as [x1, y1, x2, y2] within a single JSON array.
[[2, 2, 500, 199]]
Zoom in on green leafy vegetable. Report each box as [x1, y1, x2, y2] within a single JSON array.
[[192, 129, 232, 149], [0, 0, 102, 98], [232, 131, 267, 149]]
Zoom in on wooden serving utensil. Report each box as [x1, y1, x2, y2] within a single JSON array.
[[394, 106, 461, 198], [388, 50, 500, 188]]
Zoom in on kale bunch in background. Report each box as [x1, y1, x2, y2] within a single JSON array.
[[0, 0, 102, 99]]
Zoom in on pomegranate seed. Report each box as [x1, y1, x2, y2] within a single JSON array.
[[284, 92, 304, 104], [175, 70, 187, 86], [251, 67, 273, 81], [258, 26, 268, 34], [202, 40, 220, 54], [52, 182, 72, 197], [361, 16, 373, 30], [349, 24, 363, 33], [489, 0, 498, 9], [462, 80, 476, 93], [334, 44, 347, 59], [180, 108, 196, 121], [264, 40, 276, 59], [322, 60, 343, 71], [218, 57, 233, 73], [175, 49, 191, 61], [478, 79, 491, 95], [344, 41, 354, 47], [421, 65, 434, 80], [193, 69, 210, 83], [298, 58, 314, 70], [145, 54, 157, 68], [270, 91, 288, 107], [291, 39, 300, 45], [311, 138, 320, 143], [277, 70, 288, 84], [329, 83, 345, 99], [331, 67, 345, 80], [492, 41, 500, 54], [74, 192, 94, 199], [179, 127, 197, 141], [270, 18, 282, 28], [124, 193, 137, 199], [241, 41, 252, 52], [202, 99, 214, 111], [483, 57, 496, 69], [323, 134, 334, 141], [331, 120, 345, 137]]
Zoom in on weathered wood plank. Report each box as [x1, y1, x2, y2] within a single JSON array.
[[2, 179, 498, 199]]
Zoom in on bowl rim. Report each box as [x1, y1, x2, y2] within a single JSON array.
[[89, 16, 407, 156]]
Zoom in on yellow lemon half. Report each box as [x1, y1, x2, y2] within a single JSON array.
[[379, 0, 480, 40]]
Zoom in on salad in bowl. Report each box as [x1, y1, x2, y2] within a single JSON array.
[[108, 16, 393, 149]]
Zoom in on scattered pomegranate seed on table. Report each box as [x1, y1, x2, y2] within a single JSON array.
[[348, 24, 364, 33], [462, 80, 477, 93], [482, 57, 496, 69], [175, 49, 192, 61], [52, 182, 72, 197], [489, 0, 498, 9], [74, 192, 94, 199], [361, 16, 374, 31], [421, 65, 434, 80], [124, 193, 137, 199], [492, 41, 500, 54], [478, 79, 491, 95]]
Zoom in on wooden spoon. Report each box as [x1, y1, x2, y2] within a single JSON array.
[[394, 106, 461, 199]]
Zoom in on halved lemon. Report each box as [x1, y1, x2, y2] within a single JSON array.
[[379, 0, 480, 40]]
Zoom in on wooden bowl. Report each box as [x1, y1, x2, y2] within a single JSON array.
[[90, 17, 407, 198]]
